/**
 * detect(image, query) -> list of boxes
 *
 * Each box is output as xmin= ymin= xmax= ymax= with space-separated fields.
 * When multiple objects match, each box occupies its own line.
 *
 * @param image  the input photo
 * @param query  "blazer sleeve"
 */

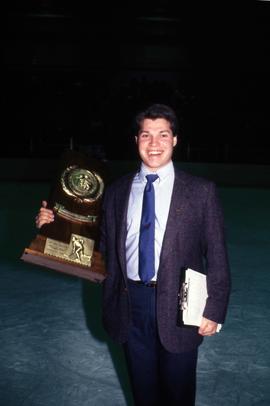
xmin=202 ymin=182 xmax=231 ymax=324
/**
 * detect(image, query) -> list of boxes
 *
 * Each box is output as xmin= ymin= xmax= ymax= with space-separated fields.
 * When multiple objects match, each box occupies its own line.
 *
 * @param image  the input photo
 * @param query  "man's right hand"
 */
xmin=35 ymin=200 xmax=55 ymax=229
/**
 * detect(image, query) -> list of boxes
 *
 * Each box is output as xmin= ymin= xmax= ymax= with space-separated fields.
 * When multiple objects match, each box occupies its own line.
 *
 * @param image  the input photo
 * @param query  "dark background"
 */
xmin=3 ymin=1 xmax=270 ymax=164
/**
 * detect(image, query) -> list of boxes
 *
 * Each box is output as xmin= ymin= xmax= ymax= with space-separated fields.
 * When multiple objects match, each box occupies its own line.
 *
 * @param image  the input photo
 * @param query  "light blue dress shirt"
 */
xmin=126 ymin=160 xmax=175 ymax=281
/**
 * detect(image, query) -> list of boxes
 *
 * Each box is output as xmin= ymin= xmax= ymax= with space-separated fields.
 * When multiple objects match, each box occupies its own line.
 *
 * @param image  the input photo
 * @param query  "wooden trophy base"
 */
xmin=21 ymin=235 xmax=106 ymax=283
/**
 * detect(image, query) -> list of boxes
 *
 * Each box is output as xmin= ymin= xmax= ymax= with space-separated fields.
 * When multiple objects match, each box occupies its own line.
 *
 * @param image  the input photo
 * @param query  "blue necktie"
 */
xmin=139 ymin=174 xmax=159 ymax=284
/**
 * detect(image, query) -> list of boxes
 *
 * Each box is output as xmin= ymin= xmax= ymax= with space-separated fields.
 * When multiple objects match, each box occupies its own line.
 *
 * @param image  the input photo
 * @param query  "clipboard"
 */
xmin=178 ymin=268 xmax=222 ymax=332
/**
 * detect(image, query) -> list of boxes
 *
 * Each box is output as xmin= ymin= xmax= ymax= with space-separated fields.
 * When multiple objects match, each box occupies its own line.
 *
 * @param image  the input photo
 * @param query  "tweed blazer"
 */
xmin=99 ymin=166 xmax=231 ymax=353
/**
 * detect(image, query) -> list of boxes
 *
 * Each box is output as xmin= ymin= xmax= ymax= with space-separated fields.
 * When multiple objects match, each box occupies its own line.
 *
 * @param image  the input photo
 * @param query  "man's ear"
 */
xmin=173 ymin=136 xmax=178 ymax=147
xmin=135 ymin=136 xmax=138 ymax=144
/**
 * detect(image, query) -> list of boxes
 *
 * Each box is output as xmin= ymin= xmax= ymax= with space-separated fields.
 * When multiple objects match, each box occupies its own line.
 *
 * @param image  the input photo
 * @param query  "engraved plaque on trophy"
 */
xmin=21 ymin=150 xmax=107 ymax=283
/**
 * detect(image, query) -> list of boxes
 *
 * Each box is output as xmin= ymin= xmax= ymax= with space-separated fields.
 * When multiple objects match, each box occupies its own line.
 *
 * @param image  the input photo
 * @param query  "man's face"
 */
xmin=135 ymin=118 xmax=177 ymax=172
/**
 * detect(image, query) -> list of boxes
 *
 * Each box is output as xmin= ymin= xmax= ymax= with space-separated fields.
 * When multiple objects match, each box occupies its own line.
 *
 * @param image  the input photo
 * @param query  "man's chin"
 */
xmin=143 ymin=160 xmax=168 ymax=171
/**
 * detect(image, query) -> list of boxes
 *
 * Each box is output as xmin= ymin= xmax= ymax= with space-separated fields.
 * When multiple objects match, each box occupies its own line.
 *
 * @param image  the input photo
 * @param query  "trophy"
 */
xmin=21 ymin=149 xmax=107 ymax=283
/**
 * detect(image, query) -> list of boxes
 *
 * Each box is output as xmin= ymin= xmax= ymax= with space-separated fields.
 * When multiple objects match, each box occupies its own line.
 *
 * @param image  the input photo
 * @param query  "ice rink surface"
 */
xmin=1 ymin=186 xmax=270 ymax=405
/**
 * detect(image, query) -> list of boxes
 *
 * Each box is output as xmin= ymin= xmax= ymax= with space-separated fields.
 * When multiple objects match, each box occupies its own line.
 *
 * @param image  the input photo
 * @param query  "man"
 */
xmin=36 ymin=104 xmax=231 ymax=405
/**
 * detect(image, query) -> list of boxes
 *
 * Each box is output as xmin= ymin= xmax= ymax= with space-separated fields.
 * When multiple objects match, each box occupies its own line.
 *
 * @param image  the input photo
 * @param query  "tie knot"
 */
xmin=146 ymin=174 xmax=159 ymax=184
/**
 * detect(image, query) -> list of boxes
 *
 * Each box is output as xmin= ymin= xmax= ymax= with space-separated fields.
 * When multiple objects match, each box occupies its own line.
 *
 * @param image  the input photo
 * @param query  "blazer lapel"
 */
xmin=115 ymin=174 xmax=135 ymax=278
xmin=159 ymin=170 xmax=191 ymax=266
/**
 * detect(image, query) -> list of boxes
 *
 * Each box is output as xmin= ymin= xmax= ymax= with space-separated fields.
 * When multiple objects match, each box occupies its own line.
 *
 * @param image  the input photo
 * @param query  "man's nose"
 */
xmin=149 ymin=136 xmax=158 ymax=145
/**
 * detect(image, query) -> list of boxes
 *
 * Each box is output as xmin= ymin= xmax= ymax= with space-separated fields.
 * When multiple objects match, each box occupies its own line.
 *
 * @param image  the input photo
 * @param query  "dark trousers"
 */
xmin=123 ymin=280 xmax=198 ymax=406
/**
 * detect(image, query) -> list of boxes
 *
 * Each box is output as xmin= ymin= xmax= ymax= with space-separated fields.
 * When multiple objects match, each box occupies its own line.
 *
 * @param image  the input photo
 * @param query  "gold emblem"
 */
xmin=61 ymin=166 xmax=104 ymax=202
xmin=44 ymin=234 xmax=95 ymax=267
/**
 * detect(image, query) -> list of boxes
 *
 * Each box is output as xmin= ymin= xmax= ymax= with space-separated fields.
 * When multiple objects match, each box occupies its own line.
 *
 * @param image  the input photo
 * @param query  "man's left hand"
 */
xmin=198 ymin=317 xmax=218 ymax=336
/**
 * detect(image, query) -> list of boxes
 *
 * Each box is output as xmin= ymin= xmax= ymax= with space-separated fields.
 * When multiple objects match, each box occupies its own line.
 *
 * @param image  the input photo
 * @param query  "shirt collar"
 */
xmin=139 ymin=161 xmax=174 ymax=183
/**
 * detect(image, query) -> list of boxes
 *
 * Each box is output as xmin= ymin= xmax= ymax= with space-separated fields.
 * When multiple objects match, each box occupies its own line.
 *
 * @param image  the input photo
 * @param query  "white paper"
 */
xmin=181 ymin=268 xmax=222 ymax=332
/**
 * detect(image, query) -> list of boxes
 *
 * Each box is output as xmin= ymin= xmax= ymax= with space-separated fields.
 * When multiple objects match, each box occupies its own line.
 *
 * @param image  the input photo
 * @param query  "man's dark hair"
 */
xmin=133 ymin=103 xmax=179 ymax=136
